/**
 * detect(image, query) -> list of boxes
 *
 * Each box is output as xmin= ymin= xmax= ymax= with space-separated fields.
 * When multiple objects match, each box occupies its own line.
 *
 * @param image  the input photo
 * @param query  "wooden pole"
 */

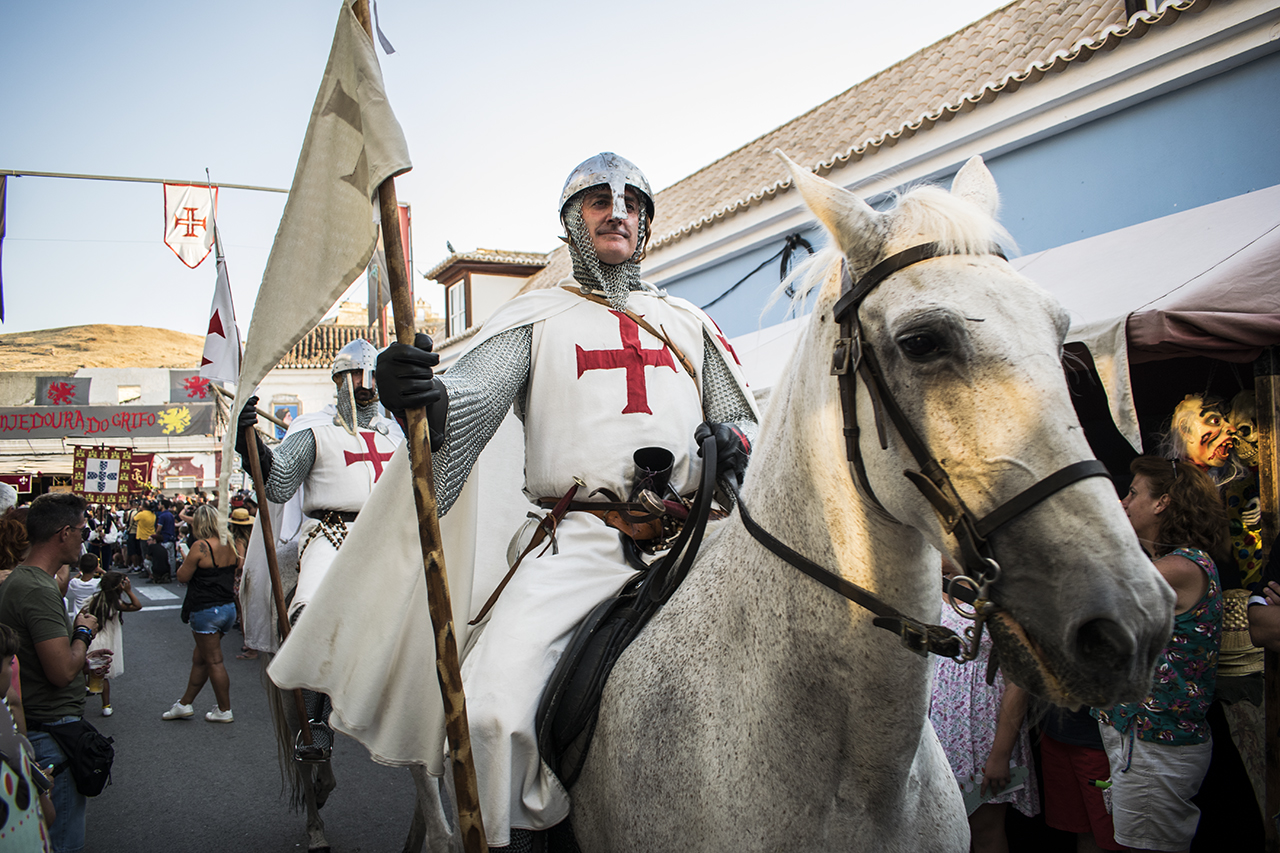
xmin=211 ymin=383 xmax=289 ymax=429
xmin=242 ymin=424 xmax=315 ymax=749
xmin=1257 ymin=346 xmax=1280 ymax=852
xmin=352 ymin=2 xmax=487 ymax=850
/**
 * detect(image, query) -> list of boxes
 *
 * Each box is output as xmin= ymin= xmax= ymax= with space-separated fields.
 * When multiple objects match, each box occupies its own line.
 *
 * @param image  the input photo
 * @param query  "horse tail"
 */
xmin=261 ymin=654 xmax=307 ymax=812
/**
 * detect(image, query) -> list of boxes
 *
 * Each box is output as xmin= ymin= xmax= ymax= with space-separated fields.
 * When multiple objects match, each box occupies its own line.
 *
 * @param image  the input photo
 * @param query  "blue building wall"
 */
xmin=668 ymin=50 xmax=1280 ymax=338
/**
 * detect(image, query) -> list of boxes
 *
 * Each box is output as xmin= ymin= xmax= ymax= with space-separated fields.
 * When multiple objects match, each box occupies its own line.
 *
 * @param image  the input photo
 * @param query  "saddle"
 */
xmin=535 ymin=436 xmax=718 ymax=788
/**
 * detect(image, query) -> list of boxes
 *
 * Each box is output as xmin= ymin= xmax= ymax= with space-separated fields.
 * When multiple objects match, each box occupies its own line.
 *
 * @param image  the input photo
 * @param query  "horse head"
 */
xmin=774 ymin=150 xmax=1173 ymax=708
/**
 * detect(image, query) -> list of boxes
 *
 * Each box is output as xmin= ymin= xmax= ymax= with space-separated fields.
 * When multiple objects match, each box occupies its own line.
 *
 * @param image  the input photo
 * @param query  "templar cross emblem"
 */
xmin=344 ymin=431 xmax=394 ymax=481
xmin=575 ymin=311 xmax=677 ymax=415
xmin=174 ymin=207 xmax=207 ymax=238
xmin=84 ymin=460 xmax=118 ymax=493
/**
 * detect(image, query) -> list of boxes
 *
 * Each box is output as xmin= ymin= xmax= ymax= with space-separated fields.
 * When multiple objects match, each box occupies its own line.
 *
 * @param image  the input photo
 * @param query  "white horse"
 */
xmin=560 ymin=154 xmax=1175 ymax=851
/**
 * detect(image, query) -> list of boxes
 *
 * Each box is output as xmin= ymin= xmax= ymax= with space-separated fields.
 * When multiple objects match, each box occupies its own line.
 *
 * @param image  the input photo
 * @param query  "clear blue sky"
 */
xmin=0 ymin=0 xmax=1006 ymax=337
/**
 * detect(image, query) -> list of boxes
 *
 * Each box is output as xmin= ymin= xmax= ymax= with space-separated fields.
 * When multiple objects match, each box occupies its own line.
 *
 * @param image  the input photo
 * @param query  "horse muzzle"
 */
xmin=987 ymin=608 xmax=1169 ymax=709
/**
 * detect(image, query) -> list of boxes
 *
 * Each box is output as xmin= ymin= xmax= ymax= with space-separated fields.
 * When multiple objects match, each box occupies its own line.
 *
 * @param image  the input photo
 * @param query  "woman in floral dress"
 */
xmin=930 ymin=559 xmax=1039 ymax=853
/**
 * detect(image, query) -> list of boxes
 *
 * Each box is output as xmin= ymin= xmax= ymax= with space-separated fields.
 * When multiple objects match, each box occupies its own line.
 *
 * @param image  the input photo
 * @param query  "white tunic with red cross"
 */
xmin=292 ymin=417 xmax=401 ymax=618
xmin=522 ymin=289 xmax=706 ymax=501
xmin=303 ymin=418 xmax=401 ymax=514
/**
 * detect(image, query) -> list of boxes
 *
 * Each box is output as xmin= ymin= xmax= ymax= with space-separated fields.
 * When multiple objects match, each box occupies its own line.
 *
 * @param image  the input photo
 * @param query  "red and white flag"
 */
xmin=199 ymin=237 xmax=242 ymax=385
xmin=163 ymin=183 xmax=217 ymax=268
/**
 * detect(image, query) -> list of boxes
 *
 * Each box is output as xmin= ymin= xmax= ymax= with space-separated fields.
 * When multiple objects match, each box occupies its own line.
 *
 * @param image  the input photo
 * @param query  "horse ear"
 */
xmin=775 ymin=150 xmax=884 ymax=271
xmin=950 ymin=156 xmax=999 ymax=218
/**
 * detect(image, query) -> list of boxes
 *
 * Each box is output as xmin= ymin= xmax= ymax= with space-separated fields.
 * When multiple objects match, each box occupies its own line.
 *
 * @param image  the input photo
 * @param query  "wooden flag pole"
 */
xmin=242 ymin=425 xmax=316 ymax=750
xmin=352 ymin=3 xmax=487 ymax=850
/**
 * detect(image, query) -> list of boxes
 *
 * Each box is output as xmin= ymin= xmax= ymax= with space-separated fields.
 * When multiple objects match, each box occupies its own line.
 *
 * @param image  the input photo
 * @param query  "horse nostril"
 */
xmin=1075 ymin=618 xmax=1136 ymax=672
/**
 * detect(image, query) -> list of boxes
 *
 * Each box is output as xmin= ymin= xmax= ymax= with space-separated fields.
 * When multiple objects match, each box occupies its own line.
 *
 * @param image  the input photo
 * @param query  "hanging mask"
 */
xmin=1171 ymin=394 xmax=1233 ymax=469
xmin=1228 ymin=390 xmax=1259 ymax=467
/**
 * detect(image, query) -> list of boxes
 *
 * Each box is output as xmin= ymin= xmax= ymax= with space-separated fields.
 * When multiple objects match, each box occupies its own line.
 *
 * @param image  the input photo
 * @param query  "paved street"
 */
xmin=81 ymin=577 xmax=421 ymax=852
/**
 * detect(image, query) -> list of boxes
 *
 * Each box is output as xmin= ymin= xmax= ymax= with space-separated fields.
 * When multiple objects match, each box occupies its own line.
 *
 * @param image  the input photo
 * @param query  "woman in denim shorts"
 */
xmin=161 ymin=505 xmax=241 ymax=723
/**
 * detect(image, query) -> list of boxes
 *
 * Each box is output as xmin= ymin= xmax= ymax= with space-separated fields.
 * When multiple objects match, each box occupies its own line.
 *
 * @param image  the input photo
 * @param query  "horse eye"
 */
xmin=898 ymin=332 xmax=943 ymax=359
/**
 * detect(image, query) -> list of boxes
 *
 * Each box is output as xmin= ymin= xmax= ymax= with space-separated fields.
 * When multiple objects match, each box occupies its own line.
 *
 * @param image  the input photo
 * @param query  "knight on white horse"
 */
xmin=372 ymin=152 xmax=760 ymax=849
xmin=273 ymin=152 xmax=1175 ymax=853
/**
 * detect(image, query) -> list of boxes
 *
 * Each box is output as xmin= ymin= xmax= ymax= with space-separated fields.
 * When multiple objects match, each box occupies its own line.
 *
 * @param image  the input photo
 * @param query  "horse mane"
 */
xmin=768 ymin=182 xmax=1016 ymax=316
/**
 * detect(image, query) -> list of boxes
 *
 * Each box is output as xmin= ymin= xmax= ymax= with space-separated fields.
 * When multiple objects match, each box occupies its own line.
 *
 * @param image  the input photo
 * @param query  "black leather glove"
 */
xmin=234 ymin=396 xmax=273 ymax=482
xmin=377 ymin=333 xmax=448 ymax=452
xmin=695 ymin=421 xmax=751 ymax=487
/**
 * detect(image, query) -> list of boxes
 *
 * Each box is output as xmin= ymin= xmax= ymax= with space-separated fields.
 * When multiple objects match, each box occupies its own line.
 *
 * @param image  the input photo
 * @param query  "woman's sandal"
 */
xmin=235 ymin=650 xmax=259 ymax=660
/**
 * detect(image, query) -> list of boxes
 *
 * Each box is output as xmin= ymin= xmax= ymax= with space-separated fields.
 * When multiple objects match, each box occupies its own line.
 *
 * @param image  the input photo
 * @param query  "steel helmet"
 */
xmin=559 ymin=153 xmax=655 ymax=224
xmin=331 ymin=338 xmax=378 ymax=388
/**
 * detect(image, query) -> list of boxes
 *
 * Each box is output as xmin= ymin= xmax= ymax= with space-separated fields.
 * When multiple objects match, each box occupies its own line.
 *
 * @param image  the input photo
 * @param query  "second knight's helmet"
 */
xmin=333 ymin=339 xmax=379 ymax=434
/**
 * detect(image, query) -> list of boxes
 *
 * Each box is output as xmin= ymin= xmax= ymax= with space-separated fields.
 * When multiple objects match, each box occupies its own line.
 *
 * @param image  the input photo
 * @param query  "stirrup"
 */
xmin=293 ymin=728 xmax=333 ymax=764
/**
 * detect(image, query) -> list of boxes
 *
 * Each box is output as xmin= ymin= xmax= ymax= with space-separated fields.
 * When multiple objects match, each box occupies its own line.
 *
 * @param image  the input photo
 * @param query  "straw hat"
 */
xmin=229 ymin=508 xmax=254 ymax=527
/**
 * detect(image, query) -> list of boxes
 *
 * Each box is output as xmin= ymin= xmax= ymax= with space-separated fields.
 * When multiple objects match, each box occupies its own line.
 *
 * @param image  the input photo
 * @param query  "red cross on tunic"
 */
xmin=343 ymin=431 xmax=394 ymax=481
xmin=575 ymin=310 xmax=677 ymax=415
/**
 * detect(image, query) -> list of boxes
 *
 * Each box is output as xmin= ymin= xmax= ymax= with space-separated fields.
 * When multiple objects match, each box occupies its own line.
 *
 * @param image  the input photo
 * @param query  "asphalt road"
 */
xmin=80 ymin=577 xmax=421 ymax=853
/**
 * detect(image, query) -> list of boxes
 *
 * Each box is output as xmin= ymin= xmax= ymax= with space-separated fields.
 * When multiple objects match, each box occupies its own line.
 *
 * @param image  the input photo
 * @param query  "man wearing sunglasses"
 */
xmin=0 ymin=492 xmax=112 ymax=852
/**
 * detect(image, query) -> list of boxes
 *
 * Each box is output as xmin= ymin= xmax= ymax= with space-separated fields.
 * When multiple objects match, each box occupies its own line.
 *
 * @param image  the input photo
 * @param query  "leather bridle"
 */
xmin=734 ymin=242 xmax=1109 ymax=660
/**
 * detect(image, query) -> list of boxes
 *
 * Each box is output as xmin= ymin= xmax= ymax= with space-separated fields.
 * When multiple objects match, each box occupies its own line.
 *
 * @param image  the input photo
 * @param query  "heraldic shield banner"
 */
xmin=73 ymin=446 xmax=134 ymax=505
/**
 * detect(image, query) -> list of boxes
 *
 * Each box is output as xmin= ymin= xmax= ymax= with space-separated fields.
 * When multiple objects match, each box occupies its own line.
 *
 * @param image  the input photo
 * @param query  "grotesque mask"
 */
xmin=1169 ymin=393 xmax=1234 ymax=470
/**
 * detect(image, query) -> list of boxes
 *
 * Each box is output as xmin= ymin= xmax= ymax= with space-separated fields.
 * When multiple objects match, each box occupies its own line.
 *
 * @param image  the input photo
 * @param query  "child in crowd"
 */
xmin=83 ymin=572 xmax=143 ymax=716
xmin=64 ymin=554 xmax=101 ymax=619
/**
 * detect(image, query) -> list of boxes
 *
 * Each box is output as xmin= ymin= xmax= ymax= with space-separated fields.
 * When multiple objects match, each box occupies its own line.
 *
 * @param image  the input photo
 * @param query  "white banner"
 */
xmin=163 ymin=183 xmax=217 ymax=268
xmin=199 ymin=249 xmax=242 ymax=384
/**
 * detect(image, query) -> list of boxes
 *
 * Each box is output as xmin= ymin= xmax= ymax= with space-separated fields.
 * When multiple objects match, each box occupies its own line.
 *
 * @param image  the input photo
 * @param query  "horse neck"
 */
xmin=733 ymin=307 xmax=939 ymax=729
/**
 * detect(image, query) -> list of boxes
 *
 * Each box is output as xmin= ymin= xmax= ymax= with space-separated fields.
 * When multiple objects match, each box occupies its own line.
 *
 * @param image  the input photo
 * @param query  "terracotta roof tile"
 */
xmin=649 ymin=0 xmax=1208 ymax=250
xmin=422 ymin=247 xmax=551 ymax=283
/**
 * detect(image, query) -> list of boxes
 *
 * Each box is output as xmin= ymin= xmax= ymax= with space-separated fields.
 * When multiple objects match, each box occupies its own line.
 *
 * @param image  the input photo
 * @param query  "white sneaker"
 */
xmin=101 ymin=706 xmax=113 ymax=717
xmin=205 ymin=707 xmax=234 ymax=723
xmin=161 ymin=701 xmax=194 ymax=720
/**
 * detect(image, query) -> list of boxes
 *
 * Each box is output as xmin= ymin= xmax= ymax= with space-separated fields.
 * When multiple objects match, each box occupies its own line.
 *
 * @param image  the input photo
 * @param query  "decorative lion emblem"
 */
xmin=46 ymin=381 xmax=77 ymax=405
xmin=182 ymin=375 xmax=212 ymax=399
xmin=158 ymin=406 xmax=192 ymax=435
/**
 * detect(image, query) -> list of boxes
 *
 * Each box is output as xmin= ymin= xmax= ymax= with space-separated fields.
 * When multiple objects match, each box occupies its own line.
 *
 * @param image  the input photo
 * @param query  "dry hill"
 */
xmin=0 ymin=325 xmax=205 ymax=372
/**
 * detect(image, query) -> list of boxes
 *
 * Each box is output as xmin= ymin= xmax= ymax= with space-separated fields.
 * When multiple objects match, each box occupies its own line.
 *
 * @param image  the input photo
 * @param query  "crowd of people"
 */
xmin=0 ymin=484 xmax=259 ymax=852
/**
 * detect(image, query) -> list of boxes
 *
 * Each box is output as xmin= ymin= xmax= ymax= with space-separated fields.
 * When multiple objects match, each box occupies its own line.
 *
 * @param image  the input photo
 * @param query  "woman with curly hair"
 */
xmin=0 ymin=507 xmax=29 ymax=580
xmin=1094 ymin=456 xmax=1227 ymax=853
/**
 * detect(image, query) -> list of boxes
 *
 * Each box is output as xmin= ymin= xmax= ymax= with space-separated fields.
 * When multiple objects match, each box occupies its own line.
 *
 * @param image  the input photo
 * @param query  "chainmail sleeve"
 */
xmin=265 ymin=428 xmax=316 ymax=504
xmin=701 ymin=329 xmax=759 ymax=446
xmin=433 ymin=325 xmax=533 ymax=515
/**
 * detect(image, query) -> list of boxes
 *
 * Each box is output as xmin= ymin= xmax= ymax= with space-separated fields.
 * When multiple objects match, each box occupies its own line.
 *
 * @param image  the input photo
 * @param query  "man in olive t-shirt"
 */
xmin=0 ymin=492 xmax=111 ymax=853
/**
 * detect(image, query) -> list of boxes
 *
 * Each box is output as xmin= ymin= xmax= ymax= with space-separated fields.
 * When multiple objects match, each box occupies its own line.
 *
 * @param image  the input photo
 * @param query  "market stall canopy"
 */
xmin=1011 ymin=182 xmax=1280 ymax=451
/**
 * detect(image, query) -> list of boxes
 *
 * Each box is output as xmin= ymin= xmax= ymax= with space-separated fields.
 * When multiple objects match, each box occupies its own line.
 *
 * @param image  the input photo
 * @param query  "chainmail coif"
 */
xmin=563 ymin=193 xmax=649 ymax=312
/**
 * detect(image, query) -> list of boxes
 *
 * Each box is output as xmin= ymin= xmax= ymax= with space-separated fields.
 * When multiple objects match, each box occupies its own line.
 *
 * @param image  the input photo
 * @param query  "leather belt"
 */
xmin=536 ymin=498 xmax=659 ymax=519
xmin=306 ymin=510 xmax=358 ymax=524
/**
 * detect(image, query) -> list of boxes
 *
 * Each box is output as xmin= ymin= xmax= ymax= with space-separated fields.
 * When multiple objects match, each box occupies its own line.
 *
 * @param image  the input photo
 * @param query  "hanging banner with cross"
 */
xmin=163 ymin=183 xmax=218 ymax=268
xmin=72 ymin=446 xmax=134 ymax=505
